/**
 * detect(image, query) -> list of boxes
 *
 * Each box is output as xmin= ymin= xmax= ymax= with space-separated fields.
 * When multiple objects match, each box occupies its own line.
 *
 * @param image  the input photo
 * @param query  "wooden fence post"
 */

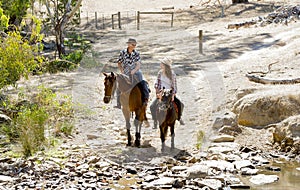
xmin=118 ymin=12 xmax=121 ymax=29
xmin=171 ymin=12 xmax=174 ymax=27
xmin=86 ymin=11 xmax=89 ymax=27
xmin=137 ymin=11 xmax=140 ymax=30
xmin=95 ymin=12 xmax=97 ymax=29
xmin=102 ymin=14 xmax=105 ymax=29
xmin=199 ymin=30 xmax=203 ymax=54
xmin=112 ymin=14 xmax=114 ymax=29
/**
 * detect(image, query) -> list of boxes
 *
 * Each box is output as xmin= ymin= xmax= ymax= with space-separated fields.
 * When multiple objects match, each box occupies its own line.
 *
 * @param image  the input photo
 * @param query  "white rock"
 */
xmin=0 ymin=175 xmax=14 ymax=182
xmin=250 ymin=174 xmax=279 ymax=185
xmin=211 ymin=135 xmax=235 ymax=142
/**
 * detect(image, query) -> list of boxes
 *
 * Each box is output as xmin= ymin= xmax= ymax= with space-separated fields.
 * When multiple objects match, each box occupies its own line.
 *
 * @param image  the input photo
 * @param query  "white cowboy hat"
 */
xmin=159 ymin=57 xmax=173 ymax=66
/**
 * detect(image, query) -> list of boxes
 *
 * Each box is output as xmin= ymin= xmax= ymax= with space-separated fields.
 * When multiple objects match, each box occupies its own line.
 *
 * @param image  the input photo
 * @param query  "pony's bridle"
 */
xmin=158 ymin=98 xmax=172 ymax=112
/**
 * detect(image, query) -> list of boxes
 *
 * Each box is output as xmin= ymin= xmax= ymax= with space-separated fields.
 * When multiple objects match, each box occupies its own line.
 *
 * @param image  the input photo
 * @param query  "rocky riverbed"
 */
xmin=1 ymin=0 xmax=300 ymax=189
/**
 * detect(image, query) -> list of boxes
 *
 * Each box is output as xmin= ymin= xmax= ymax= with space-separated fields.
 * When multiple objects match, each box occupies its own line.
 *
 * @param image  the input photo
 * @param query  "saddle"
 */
xmin=117 ymin=73 xmax=150 ymax=94
xmin=117 ymin=74 xmax=135 ymax=93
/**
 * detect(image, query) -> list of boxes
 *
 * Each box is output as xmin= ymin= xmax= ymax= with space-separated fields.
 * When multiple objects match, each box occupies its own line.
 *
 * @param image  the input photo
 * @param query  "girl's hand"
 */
xmin=156 ymin=90 xmax=162 ymax=99
xmin=172 ymin=94 xmax=175 ymax=102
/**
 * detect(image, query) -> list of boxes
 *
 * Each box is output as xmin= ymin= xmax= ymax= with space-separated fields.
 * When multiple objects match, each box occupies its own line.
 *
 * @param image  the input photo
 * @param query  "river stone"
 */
xmin=171 ymin=165 xmax=188 ymax=172
xmin=212 ymin=111 xmax=237 ymax=130
xmin=194 ymin=178 xmax=222 ymax=189
xmin=241 ymin=167 xmax=259 ymax=175
xmin=201 ymin=160 xmax=235 ymax=172
xmin=0 ymin=175 xmax=14 ymax=182
xmin=233 ymin=160 xmax=254 ymax=170
xmin=274 ymin=115 xmax=300 ymax=139
xmin=233 ymin=89 xmax=300 ymax=127
xmin=218 ymin=125 xmax=242 ymax=136
xmin=210 ymin=135 xmax=235 ymax=142
xmin=208 ymin=142 xmax=240 ymax=154
xmin=249 ymin=174 xmax=279 ymax=185
xmin=186 ymin=164 xmax=209 ymax=179
xmin=144 ymin=175 xmax=158 ymax=182
xmin=151 ymin=177 xmax=176 ymax=186
xmin=86 ymin=134 xmax=100 ymax=140
xmin=250 ymin=155 xmax=270 ymax=165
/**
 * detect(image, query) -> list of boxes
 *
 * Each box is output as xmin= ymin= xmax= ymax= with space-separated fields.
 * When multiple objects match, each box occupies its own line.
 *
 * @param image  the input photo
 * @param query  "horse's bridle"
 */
xmin=158 ymin=100 xmax=172 ymax=112
xmin=104 ymin=74 xmax=117 ymax=101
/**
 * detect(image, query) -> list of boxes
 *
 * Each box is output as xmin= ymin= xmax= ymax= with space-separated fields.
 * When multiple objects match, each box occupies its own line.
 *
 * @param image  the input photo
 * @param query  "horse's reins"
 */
xmin=104 ymin=76 xmax=117 ymax=100
xmin=158 ymin=100 xmax=173 ymax=112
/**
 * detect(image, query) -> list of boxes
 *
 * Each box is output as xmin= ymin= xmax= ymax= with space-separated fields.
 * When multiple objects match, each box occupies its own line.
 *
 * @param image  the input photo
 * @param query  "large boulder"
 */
xmin=233 ymin=89 xmax=300 ymax=127
xmin=272 ymin=115 xmax=300 ymax=153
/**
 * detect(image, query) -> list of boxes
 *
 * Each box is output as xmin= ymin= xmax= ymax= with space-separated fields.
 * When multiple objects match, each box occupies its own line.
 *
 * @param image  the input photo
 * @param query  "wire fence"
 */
xmin=80 ymin=10 xmax=176 ymax=30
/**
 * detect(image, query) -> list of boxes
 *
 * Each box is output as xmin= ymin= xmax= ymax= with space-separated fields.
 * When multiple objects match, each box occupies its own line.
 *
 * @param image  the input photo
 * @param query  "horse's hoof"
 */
xmin=135 ymin=140 xmax=140 ymax=147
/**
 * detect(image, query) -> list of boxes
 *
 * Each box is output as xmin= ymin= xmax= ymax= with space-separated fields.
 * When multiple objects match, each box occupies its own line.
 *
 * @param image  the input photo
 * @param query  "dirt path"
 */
xmin=65 ymin=1 xmax=300 ymax=163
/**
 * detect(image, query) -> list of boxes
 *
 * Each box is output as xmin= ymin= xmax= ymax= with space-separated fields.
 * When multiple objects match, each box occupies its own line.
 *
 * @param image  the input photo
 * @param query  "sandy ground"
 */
xmin=51 ymin=0 xmax=298 ymax=163
xmin=10 ymin=0 xmax=299 ymax=162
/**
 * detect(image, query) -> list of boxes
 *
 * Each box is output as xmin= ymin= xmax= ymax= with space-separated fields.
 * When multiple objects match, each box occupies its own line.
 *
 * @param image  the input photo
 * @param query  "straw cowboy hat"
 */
xmin=159 ymin=57 xmax=173 ymax=66
xmin=126 ymin=38 xmax=137 ymax=44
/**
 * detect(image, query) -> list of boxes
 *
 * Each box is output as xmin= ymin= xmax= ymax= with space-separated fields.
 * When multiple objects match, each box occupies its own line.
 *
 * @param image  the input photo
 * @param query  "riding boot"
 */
xmin=140 ymin=80 xmax=150 ymax=106
xmin=177 ymin=102 xmax=182 ymax=121
xmin=142 ymin=80 xmax=149 ymax=105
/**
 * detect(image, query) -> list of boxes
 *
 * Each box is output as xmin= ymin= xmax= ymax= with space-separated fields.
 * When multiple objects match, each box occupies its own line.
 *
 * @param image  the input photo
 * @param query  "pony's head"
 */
xmin=158 ymin=89 xmax=173 ymax=110
xmin=103 ymin=72 xmax=117 ymax=103
xmin=157 ymin=89 xmax=173 ymax=122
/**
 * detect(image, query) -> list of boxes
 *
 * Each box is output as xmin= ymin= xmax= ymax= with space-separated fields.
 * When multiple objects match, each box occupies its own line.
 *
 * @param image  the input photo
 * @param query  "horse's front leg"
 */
xmin=160 ymin=122 xmax=167 ymax=152
xmin=170 ymin=123 xmax=175 ymax=150
xmin=122 ymin=108 xmax=131 ymax=146
xmin=134 ymin=114 xmax=142 ymax=147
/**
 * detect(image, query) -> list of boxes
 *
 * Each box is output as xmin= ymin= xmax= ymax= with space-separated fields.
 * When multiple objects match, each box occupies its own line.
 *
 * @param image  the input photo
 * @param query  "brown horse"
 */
xmin=157 ymin=89 xmax=178 ymax=152
xmin=103 ymin=72 xmax=147 ymax=147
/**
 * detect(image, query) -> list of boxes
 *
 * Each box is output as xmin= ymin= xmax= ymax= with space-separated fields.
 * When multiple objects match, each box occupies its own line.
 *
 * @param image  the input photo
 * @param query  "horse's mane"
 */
xmin=116 ymin=73 xmax=136 ymax=93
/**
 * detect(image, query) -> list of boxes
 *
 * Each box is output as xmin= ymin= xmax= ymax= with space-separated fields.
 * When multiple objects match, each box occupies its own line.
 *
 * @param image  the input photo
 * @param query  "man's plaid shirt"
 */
xmin=117 ymin=48 xmax=141 ymax=76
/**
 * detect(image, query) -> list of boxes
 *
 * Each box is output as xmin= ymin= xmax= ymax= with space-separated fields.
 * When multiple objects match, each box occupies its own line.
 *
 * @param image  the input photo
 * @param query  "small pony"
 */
xmin=157 ymin=89 xmax=178 ymax=152
xmin=103 ymin=72 xmax=148 ymax=147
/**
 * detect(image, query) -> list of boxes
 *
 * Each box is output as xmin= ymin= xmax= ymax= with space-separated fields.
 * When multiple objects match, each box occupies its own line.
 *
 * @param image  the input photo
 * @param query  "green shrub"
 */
xmin=15 ymin=106 xmax=48 ymax=157
xmin=196 ymin=130 xmax=205 ymax=150
xmin=0 ymin=7 xmax=9 ymax=30
xmin=0 ymin=85 xmax=74 ymax=157
xmin=45 ymin=50 xmax=83 ymax=73
xmin=0 ymin=31 xmax=41 ymax=89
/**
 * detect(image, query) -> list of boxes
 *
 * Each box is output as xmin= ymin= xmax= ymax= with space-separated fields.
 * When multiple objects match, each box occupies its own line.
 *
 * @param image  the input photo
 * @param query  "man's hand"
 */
xmin=130 ymin=69 xmax=136 ymax=75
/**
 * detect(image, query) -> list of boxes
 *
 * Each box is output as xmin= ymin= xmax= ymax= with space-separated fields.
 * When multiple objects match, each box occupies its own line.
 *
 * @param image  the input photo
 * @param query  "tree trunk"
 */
xmin=52 ymin=0 xmax=82 ymax=58
xmin=232 ymin=0 xmax=248 ymax=3
xmin=55 ymin=21 xmax=66 ymax=58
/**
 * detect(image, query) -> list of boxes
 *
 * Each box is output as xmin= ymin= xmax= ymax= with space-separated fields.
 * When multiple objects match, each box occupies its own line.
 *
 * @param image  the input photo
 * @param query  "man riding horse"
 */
xmin=115 ymin=38 xmax=149 ymax=109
